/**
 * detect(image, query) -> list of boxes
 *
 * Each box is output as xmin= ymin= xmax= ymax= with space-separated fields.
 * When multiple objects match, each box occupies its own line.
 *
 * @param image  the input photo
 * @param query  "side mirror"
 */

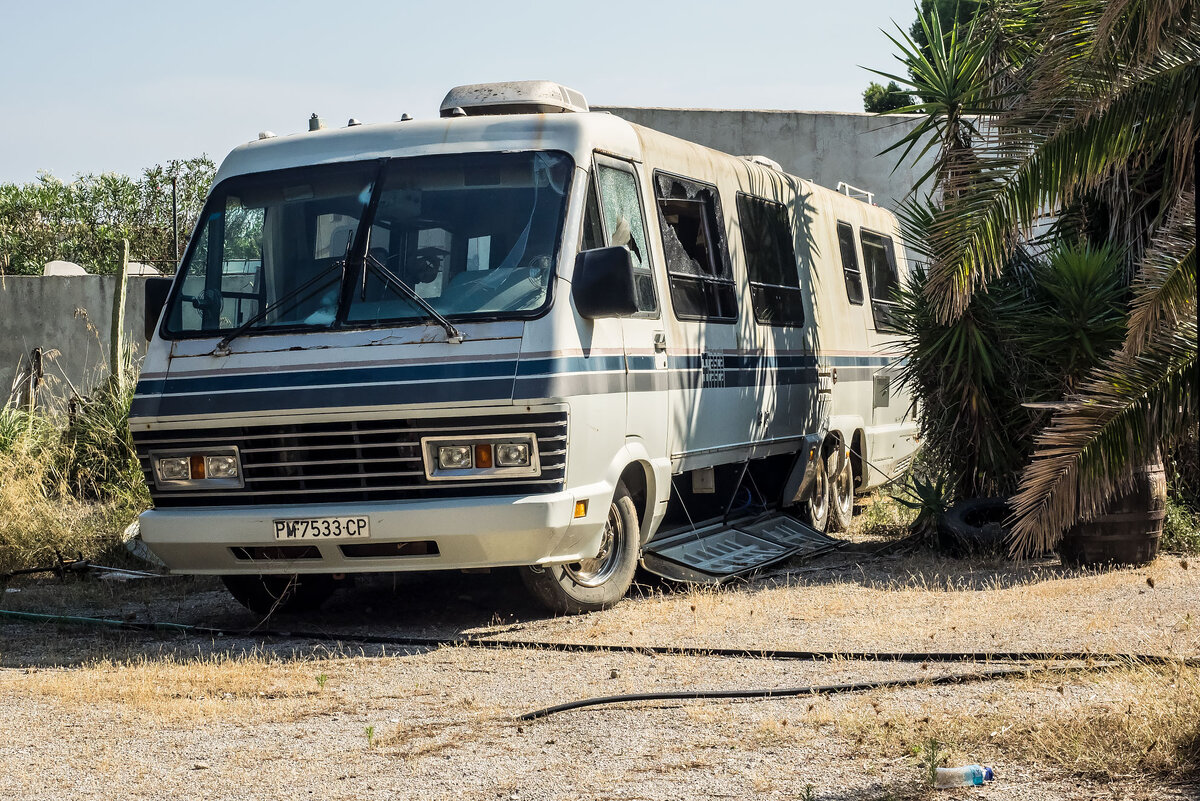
xmin=572 ymin=246 xmax=638 ymax=319
xmin=144 ymin=276 xmax=174 ymax=340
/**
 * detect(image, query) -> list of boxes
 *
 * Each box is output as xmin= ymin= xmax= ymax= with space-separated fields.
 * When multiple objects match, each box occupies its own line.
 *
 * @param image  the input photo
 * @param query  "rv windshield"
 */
xmin=164 ymin=151 xmax=573 ymax=336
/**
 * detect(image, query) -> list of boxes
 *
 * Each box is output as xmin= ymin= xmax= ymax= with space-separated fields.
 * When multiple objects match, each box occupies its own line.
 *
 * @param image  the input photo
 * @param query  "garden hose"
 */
xmin=517 ymin=663 xmax=1119 ymax=721
xmin=0 ymin=608 xmax=1195 ymax=666
xmin=3 ymin=610 xmax=1194 ymax=722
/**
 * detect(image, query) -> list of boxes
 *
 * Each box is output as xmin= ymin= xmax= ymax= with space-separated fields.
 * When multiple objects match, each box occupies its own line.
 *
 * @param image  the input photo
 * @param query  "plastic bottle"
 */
xmin=935 ymin=765 xmax=996 ymax=788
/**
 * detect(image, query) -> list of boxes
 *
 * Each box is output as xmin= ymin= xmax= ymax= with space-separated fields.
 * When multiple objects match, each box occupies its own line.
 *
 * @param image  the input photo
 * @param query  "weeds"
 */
xmin=0 ymin=348 xmax=147 ymax=575
xmin=365 ymin=725 xmax=376 ymax=747
xmin=1163 ymin=495 xmax=1200 ymax=555
xmin=840 ymin=664 xmax=1200 ymax=782
xmin=913 ymin=736 xmax=945 ymax=787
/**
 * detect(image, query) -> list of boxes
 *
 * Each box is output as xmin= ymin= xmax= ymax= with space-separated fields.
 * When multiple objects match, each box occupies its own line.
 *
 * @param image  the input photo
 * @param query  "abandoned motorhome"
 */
xmin=128 ymin=81 xmax=918 ymax=613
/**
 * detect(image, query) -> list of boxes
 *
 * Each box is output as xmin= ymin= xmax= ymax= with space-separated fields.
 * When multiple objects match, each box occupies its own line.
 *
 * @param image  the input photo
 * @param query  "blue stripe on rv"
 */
xmin=129 ymin=353 xmax=900 ymax=417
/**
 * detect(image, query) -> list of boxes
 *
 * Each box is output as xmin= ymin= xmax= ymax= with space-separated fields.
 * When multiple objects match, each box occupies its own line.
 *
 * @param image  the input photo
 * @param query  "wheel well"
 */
xmin=617 ymin=462 xmax=651 ymax=540
xmin=850 ymin=429 xmax=866 ymax=490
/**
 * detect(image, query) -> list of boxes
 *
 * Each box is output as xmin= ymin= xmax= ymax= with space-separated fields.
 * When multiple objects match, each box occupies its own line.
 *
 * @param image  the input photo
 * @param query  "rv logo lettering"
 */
xmin=702 ymin=352 xmax=726 ymax=388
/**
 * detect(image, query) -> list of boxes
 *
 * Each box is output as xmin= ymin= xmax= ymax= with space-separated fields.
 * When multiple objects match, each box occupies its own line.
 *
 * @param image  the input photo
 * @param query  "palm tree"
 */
xmin=876 ymin=0 xmax=1198 ymax=555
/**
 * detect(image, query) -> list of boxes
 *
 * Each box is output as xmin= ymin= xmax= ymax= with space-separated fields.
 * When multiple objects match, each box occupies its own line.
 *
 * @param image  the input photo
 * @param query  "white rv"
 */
xmin=130 ymin=82 xmax=917 ymax=614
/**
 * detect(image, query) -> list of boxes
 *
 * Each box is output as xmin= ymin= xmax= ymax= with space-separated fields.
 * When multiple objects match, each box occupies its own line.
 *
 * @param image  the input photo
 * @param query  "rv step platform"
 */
xmin=640 ymin=513 xmax=844 ymax=584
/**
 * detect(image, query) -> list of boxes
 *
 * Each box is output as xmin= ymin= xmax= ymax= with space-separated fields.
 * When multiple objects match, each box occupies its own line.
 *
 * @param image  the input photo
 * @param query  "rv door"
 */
xmin=591 ymin=155 xmax=669 ymax=458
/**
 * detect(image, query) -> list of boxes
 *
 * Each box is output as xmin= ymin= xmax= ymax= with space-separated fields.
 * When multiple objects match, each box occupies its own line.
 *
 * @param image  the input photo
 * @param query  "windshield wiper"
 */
xmin=213 ymin=259 xmax=345 ymax=354
xmin=361 ymin=252 xmax=465 ymax=344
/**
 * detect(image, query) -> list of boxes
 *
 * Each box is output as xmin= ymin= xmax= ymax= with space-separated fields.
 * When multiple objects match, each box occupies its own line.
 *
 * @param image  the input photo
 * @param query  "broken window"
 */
xmin=654 ymin=172 xmax=737 ymax=322
xmin=860 ymin=229 xmax=900 ymax=332
xmin=596 ymin=163 xmax=657 ymax=315
xmin=837 ymin=221 xmax=865 ymax=306
xmin=736 ymin=193 xmax=804 ymax=326
xmin=581 ymin=177 xmax=604 ymax=253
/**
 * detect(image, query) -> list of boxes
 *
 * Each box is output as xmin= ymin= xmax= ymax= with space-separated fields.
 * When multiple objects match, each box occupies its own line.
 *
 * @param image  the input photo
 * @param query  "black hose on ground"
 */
xmin=518 ymin=663 xmax=1109 ymax=721
xmin=4 ymin=609 xmax=1195 ymax=722
xmin=3 ymin=609 xmax=1196 ymax=668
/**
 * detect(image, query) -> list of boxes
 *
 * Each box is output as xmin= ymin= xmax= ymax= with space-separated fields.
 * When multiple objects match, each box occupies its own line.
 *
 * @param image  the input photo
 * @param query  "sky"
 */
xmin=0 ymin=0 xmax=916 ymax=183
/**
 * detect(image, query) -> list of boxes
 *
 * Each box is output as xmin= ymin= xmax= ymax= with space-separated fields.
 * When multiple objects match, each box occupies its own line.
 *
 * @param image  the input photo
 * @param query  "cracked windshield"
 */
xmin=165 ymin=151 xmax=572 ymax=335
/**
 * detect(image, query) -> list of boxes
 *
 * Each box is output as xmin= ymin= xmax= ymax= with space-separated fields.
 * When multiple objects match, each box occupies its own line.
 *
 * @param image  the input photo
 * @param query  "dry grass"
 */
xmin=0 ymin=346 xmax=147 ymax=577
xmin=0 ymin=451 xmax=140 ymax=575
xmin=737 ymin=663 xmax=1200 ymax=784
xmin=542 ymin=555 xmax=1199 ymax=657
xmin=0 ymin=650 xmax=343 ymax=724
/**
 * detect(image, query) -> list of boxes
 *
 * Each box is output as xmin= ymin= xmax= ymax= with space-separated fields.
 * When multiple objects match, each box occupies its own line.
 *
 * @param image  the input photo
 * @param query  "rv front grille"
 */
xmin=134 ymin=411 xmax=567 ymax=508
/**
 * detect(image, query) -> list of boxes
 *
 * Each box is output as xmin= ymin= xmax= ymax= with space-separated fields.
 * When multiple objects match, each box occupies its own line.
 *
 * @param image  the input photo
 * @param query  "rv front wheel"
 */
xmin=521 ymin=483 xmax=639 ymax=614
xmin=221 ymin=574 xmax=336 ymax=615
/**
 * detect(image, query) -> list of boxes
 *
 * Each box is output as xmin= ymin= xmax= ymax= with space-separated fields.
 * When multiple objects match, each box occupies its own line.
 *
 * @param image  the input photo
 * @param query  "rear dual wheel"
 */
xmin=827 ymin=449 xmax=855 ymax=532
xmin=806 ymin=448 xmax=855 ymax=533
xmin=521 ymin=482 xmax=640 ymax=615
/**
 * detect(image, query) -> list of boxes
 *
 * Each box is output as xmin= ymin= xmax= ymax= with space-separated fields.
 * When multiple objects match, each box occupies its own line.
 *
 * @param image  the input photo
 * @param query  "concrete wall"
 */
xmin=595 ymin=107 xmax=931 ymax=213
xmin=0 ymin=275 xmax=154 ymax=400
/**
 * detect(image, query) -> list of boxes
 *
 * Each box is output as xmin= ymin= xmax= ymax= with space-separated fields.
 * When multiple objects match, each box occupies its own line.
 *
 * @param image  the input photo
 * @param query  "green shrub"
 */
xmin=1163 ymin=496 xmax=1200 ymax=555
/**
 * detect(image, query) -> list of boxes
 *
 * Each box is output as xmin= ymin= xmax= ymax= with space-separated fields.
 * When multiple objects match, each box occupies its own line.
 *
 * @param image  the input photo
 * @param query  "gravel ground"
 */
xmin=0 ymin=548 xmax=1196 ymax=800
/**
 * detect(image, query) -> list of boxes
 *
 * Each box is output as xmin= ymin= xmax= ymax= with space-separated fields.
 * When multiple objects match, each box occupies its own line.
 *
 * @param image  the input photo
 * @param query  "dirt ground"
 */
xmin=0 ymin=536 xmax=1196 ymax=800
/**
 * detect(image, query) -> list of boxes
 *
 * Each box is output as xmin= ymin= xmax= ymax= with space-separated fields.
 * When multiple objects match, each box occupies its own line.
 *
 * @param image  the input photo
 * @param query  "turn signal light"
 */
xmin=474 ymin=444 xmax=493 ymax=468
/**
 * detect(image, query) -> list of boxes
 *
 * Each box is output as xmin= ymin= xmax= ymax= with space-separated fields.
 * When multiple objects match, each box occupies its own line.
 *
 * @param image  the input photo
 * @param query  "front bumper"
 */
xmin=138 ymin=485 xmax=611 ymax=575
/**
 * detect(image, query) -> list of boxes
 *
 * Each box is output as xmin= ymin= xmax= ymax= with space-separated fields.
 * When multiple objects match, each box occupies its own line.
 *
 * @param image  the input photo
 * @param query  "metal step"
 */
xmin=640 ymin=513 xmax=844 ymax=584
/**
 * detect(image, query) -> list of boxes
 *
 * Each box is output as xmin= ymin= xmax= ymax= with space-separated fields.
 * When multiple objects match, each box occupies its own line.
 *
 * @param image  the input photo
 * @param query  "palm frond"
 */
xmin=1007 ymin=317 xmax=1198 ymax=556
xmin=867 ymin=5 xmax=1009 ymax=192
xmin=926 ymin=56 xmax=1200 ymax=319
xmin=1125 ymin=191 xmax=1199 ymax=354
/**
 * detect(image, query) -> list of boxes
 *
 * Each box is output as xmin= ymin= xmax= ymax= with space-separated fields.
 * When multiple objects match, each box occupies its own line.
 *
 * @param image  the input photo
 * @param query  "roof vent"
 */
xmin=740 ymin=155 xmax=784 ymax=172
xmin=439 ymin=81 xmax=589 ymax=117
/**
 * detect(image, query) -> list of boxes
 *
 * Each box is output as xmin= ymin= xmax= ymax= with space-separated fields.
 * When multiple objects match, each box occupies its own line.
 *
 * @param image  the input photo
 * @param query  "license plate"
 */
xmin=272 ymin=516 xmax=370 ymax=541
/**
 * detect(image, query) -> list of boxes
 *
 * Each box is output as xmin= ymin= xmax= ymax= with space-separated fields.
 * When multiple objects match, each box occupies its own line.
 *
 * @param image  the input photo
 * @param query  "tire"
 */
xmin=805 ymin=454 xmax=831 ymax=532
xmin=937 ymin=497 xmax=1010 ymax=556
xmin=520 ymin=483 xmax=640 ymax=615
xmin=221 ymin=573 xmax=337 ymax=615
xmin=827 ymin=447 xmax=854 ymax=532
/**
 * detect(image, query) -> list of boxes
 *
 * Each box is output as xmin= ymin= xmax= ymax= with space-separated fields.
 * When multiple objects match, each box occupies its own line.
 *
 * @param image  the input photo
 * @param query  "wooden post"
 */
xmin=110 ymin=239 xmax=130 ymax=387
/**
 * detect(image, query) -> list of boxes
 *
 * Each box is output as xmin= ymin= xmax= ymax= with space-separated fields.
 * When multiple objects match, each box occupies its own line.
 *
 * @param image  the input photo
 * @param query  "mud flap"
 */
xmin=640 ymin=513 xmax=843 ymax=584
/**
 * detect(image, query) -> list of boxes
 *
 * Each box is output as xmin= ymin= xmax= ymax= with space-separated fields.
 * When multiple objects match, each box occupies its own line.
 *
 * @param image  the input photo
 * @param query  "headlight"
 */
xmin=157 ymin=456 xmax=190 ymax=481
xmin=494 ymin=443 xmax=530 ymax=467
xmin=150 ymin=447 xmax=244 ymax=490
xmin=438 ymin=445 xmax=473 ymax=470
xmin=205 ymin=454 xmax=240 ymax=479
xmin=423 ymin=434 xmax=540 ymax=481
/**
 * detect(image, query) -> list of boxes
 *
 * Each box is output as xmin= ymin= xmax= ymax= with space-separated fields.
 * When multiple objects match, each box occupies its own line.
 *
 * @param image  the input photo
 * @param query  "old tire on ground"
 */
xmin=827 ymin=449 xmax=855 ymax=532
xmin=221 ymin=573 xmax=337 ymax=615
xmin=520 ymin=483 xmax=640 ymax=615
xmin=805 ymin=455 xmax=831 ymax=532
xmin=937 ymin=497 xmax=1010 ymax=556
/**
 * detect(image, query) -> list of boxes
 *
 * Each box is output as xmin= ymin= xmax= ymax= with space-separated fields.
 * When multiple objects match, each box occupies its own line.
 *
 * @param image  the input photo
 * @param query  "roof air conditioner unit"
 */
xmin=439 ymin=81 xmax=589 ymax=117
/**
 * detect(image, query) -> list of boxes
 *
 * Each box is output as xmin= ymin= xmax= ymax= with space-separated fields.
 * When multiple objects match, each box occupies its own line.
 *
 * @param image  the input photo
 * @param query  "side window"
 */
xmin=580 ymin=177 xmax=605 ymax=253
xmin=736 ymin=194 xmax=804 ymax=326
xmin=177 ymin=196 xmax=265 ymax=330
xmin=596 ymin=164 xmax=657 ymax=314
xmin=860 ymin=230 xmax=900 ymax=332
xmin=837 ymin=222 xmax=865 ymax=305
xmin=654 ymin=172 xmax=737 ymax=322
